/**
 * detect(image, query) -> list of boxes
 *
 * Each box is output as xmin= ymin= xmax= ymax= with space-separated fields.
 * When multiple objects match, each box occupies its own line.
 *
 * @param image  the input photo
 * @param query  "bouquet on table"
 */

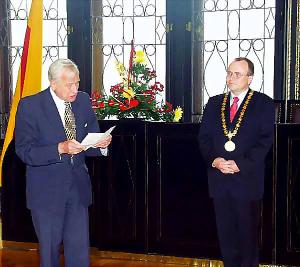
xmin=91 ymin=41 xmax=183 ymax=122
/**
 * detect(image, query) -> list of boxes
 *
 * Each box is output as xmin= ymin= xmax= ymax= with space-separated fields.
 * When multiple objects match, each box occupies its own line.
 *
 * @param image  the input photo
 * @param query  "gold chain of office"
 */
xmin=221 ymin=89 xmax=254 ymax=141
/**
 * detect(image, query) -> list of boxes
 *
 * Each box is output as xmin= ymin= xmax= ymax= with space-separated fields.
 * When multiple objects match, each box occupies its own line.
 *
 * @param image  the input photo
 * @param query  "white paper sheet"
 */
xmin=81 ymin=125 xmax=115 ymax=150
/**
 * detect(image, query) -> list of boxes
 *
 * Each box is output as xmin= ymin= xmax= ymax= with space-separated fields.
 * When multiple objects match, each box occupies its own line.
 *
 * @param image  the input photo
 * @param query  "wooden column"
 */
xmin=91 ymin=0 xmax=103 ymax=94
xmin=191 ymin=0 xmax=204 ymax=123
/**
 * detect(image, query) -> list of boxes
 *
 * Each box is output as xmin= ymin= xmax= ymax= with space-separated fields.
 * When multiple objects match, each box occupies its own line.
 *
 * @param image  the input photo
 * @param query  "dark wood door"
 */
xmin=274 ymin=124 xmax=300 ymax=265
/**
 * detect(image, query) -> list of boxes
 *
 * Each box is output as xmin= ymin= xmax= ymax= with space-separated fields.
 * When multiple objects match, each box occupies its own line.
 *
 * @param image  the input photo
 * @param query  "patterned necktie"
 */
xmin=64 ymin=101 xmax=76 ymax=140
xmin=230 ymin=96 xmax=239 ymax=123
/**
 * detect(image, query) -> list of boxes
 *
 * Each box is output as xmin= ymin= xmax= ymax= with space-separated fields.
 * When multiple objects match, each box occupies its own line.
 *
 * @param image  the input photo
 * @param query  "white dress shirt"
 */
xmin=230 ymin=89 xmax=249 ymax=110
xmin=50 ymin=87 xmax=66 ymax=126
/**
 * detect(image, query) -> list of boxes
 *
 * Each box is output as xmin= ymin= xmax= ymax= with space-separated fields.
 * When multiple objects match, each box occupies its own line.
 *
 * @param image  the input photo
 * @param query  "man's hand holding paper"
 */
xmin=93 ymin=134 xmax=112 ymax=149
xmin=58 ymin=139 xmax=84 ymax=155
xmin=81 ymin=125 xmax=115 ymax=150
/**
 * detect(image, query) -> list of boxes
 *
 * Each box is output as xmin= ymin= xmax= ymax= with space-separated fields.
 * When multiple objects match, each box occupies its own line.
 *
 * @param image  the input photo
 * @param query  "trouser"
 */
xmin=213 ymin=193 xmax=260 ymax=267
xmin=31 ymin=182 xmax=89 ymax=267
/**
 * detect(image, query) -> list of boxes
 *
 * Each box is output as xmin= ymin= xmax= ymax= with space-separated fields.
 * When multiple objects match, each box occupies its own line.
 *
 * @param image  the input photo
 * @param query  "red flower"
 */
xmin=149 ymin=70 xmax=156 ymax=78
xmin=119 ymin=102 xmax=129 ymax=111
xmin=145 ymin=89 xmax=155 ymax=95
xmin=91 ymin=91 xmax=101 ymax=100
xmin=119 ymin=99 xmax=140 ymax=111
xmin=156 ymin=82 xmax=164 ymax=92
xmin=151 ymin=82 xmax=164 ymax=91
xmin=98 ymin=102 xmax=105 ymax=109
xmin=164 ymin=101 xmax=173 ymax=113
xmin=125 ymin=99 xmax=139 ymax=108
xmin=128 ymin=40 xmax=135 ymax=83
xmin=108 ymin=100 xmax=115 ymax=106
xmin=110 ymin=83 xmax=122 ymax=93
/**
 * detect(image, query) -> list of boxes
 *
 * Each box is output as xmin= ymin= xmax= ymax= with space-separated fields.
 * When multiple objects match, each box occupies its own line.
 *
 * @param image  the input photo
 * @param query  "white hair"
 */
xmin=48 ymin=58 xmax=79 ymax=81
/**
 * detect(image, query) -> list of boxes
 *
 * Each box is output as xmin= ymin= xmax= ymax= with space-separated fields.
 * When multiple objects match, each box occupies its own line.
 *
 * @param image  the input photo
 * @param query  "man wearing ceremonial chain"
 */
xmin=199 ymin=57 xmax=274 ymax=267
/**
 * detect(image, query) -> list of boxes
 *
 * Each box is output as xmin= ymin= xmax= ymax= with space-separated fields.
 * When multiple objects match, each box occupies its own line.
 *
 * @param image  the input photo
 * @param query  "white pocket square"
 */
xmin=84 ymin=123 xmax=88 ymax=127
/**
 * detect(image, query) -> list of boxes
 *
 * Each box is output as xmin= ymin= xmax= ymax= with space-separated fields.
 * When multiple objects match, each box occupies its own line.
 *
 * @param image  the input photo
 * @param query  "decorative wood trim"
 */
xmin=285 ymin=1 xmax=292 ymax=101
xmin=295 ymin=0 xmax=300 ymax=99
xmin=289 ymin=103 xmax=300 ymax=122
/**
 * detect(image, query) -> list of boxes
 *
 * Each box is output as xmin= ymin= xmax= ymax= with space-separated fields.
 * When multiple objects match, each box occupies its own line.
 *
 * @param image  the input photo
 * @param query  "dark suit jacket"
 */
xmin=15 ymin=88 xmax=102 ymax=211
xmin=198 ymin=90 xmax=274 ymax=200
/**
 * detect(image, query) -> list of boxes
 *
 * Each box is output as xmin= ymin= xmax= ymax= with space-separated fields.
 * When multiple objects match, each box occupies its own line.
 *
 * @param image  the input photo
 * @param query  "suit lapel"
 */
xmin=42 ymin=88 xmax=67 ymax=140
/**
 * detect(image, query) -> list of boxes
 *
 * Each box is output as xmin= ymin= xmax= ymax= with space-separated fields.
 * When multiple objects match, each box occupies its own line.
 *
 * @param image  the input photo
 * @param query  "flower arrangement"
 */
xmin=91 ymin=42 xmax=183 ymax=122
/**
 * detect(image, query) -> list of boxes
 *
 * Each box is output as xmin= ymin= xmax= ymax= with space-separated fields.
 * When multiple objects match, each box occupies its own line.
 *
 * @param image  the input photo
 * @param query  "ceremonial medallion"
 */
xmin=224 ymin=140 xmax=236 ymax=152
xmin=220 ymin=90 xmax=254 ymax=153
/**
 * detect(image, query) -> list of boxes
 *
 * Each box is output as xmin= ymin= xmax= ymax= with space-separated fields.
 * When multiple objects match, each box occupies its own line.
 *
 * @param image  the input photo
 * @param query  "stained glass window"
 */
xmin=91 ymin=0 xmax=166 ymax=102
xmin=199 ymin=0 xmax=276 ymax=105
xmin=9 ymin=0 xmax=68 ymax=91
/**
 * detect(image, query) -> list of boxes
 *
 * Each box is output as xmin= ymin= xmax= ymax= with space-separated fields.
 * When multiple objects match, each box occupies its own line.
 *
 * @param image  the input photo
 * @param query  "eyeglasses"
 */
xmin=226 ymin=71 xmax=249 ymax=79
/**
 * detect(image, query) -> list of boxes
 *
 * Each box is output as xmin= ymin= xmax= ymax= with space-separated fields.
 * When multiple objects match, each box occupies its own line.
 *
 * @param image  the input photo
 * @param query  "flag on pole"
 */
xmin=0 ymin=0 xmax=43 ymax=185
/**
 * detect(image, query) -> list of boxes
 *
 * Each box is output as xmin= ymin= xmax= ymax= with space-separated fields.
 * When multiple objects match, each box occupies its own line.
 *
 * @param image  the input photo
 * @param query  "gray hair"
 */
xmin=48 ymin=58 xmax=79 ymax=81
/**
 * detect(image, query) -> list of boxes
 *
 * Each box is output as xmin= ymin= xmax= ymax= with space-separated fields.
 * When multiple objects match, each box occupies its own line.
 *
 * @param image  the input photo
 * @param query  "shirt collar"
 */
xmin=230 ymin=88 xmax=249 ymax=104
xmin=50 ymin=87 xmax=65 ymax=106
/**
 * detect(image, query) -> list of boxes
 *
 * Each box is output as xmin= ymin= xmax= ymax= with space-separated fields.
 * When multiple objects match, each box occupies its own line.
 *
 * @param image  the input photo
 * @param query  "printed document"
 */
xmin=81 ymin=125 xmax=115 ymax=150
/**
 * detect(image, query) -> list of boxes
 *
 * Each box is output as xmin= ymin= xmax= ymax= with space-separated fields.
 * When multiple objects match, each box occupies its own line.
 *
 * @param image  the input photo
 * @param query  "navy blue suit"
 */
xmin=199 ymin=90 xmax=274 ymax=267
xmin=15 ymin=88 xmax=102 ymax=267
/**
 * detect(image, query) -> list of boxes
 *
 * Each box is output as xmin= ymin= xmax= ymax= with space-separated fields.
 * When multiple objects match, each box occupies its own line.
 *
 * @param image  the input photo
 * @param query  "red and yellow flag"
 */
xmin=0 ymin=0 xmax=43 ymax=184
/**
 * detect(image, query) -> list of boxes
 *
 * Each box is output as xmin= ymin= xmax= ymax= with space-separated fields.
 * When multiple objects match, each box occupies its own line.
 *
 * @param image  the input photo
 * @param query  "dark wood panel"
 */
xmin=0 ymin=121 xmax=292 ymax=265
xmin=91 ymin=120 xmax=146 ymax=252
xmin=275 ymin=124 xmax=300 ymax=265
xmin=260 ymin=146 xmax=274 ymax=263
xmin=147 ymin=123 xmax=219 ymax=258
xmin=1 ymin=140 xmax=37 ymax=243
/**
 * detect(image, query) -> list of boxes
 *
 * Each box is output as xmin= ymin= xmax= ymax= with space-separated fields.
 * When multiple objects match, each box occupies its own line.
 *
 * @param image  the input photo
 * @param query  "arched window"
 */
xmin=198 ymin=0 xmax=276 ymax=105
xmin=9 ymin=0 xmax=68 ymax=90
xmin=91 ymin=0 xmax=166 ymax=100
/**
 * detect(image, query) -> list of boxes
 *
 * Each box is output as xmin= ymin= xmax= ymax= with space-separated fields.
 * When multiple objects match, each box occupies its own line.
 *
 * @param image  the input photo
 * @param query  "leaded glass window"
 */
xmin=91 ymin=0 xmax=166 ymax=101
xmin=9 ymin=0 xmax=68 ymax=91
xmin=199 ymin=0 xmax=276 ymax=105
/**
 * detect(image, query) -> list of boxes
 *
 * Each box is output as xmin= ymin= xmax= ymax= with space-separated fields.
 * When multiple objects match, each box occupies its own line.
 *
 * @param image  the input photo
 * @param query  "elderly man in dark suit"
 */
xmin=15 ymin=59 xmax=112 ymax=267
xmin=199 ymin=57 xmax=274 ymax=267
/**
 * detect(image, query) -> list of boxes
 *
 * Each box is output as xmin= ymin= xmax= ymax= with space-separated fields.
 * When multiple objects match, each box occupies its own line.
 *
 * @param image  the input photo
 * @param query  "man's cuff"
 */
xmin=100 ymin=148 xmax=108 ymax=156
